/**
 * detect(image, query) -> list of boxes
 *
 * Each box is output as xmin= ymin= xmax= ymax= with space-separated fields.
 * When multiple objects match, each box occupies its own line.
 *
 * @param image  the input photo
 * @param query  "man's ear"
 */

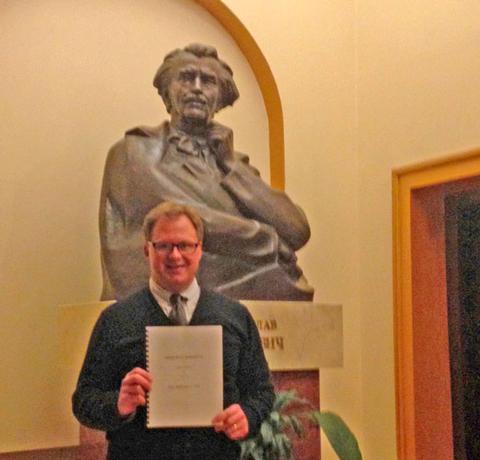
xmin=144 ymin=243 xmax=149 ymax=258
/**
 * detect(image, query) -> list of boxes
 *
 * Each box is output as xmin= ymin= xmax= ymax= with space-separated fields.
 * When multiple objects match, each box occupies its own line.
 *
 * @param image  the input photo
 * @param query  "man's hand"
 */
xmin=117 ymin=367 xmax=152 ymax=417
xmin=212 ymin=404 xmax=249 ymax=440
xmin=207 ymin=124 xmax=235 ymax=174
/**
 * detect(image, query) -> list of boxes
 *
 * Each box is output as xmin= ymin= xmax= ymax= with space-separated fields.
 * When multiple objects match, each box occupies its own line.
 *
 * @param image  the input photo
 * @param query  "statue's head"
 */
xmin=153 ymin=44 xmax=239 ymax=125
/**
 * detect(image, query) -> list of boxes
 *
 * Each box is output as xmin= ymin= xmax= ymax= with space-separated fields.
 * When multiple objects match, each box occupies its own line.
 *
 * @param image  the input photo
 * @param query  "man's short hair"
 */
xmin=143 ymin=201 xmax=204 ymax=242
xmin=153 ymin=43 xmax=239 ymax=113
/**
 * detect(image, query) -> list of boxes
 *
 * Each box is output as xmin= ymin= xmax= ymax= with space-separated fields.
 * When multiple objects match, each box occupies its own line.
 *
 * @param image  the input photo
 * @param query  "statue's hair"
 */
xmin=153 ymin=43 xmax=239 ymax=113
xmin=142 ymin=201 xmax=204 ymax=242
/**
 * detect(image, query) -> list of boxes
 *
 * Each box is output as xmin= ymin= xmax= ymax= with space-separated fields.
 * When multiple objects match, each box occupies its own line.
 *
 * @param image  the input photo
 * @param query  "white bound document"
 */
xmin=145 ymin=325 xmax=223 ymax=428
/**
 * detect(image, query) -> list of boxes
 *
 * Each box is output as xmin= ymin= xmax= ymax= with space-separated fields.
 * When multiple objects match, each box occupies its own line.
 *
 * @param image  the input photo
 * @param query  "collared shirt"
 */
xmin=148 ymin=278 xmax=201 ymax=324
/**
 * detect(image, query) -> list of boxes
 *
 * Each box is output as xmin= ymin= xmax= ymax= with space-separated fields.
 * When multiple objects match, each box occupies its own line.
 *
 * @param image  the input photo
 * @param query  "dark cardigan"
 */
xmin=72 ymin=288 xmax=274 ymax=460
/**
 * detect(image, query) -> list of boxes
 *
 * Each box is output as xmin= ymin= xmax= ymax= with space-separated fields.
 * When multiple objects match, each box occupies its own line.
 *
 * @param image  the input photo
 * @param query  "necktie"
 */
xmin=169 ymin=294 xmax=188 ymax=325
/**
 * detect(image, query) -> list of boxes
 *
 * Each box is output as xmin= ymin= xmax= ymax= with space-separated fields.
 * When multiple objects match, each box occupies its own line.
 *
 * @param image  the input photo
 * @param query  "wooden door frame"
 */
xmin=392 ymin=148 xmax=480 ymax=459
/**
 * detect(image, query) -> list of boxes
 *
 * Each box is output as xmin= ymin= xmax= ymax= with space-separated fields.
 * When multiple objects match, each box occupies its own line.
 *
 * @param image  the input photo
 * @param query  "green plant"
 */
xmin=239 ymin=390 xmax=362 ymax=460
xmin=311 ymin=411 xmax=362 ymax=460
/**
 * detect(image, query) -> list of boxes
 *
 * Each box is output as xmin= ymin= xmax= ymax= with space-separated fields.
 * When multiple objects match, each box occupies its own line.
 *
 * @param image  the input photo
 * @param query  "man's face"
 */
xmin=168 ymin=58 xmax=220 ymax=127
xmin=144 ymin=215 xmax=202 ymax=293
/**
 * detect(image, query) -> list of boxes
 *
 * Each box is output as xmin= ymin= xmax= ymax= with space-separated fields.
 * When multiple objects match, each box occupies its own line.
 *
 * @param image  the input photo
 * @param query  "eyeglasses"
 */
xmin=149 ymin=241 xmax=200 ymax=255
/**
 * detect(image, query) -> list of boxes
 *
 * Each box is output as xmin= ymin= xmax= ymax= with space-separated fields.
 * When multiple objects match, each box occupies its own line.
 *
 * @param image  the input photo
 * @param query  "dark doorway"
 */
xmin=445 ymin=190 xmax=480 ymax=460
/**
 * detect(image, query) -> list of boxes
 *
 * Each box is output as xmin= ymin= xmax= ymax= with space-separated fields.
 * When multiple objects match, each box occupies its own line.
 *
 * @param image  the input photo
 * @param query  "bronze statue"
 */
xmin=100 ymin=43 xmax=313 ymax=301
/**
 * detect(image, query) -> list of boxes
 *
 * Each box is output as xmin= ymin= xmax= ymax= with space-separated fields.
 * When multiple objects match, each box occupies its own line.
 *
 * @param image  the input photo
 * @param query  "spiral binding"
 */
xmin=145 ymin=326 xmax=151 ymax=426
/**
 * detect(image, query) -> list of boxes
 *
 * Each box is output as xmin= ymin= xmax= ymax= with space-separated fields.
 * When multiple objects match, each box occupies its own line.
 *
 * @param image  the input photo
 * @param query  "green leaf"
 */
xmin=269 ymin=410 xmax=281 ymax=430
xmin=273 ymin=390 xmax=298 ymax=411
xmin=277 ymin=432 xmax=293 ymax=459
xmin=312 ymin=411 xmax=362 ymax=460
xmin=288 ymin=415 xmax=305 ymax=437
xmin=240 ymin=438 xmax=256 ymax=459
xmin=260 ymin=420 xmax=274 ymax=445
xmin=251 ymin=446 xmax=264 ymax=460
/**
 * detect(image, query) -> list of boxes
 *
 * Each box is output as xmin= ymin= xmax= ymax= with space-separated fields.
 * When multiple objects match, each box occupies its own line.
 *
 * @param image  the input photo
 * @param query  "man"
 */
xmin=73 ymin=201 xmax=274 ymax=459
xmin=100 ymin=43 xmax=313 ymax=302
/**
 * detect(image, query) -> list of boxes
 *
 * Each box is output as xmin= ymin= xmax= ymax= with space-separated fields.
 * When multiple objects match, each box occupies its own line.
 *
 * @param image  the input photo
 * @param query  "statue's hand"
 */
xmin=278 ymin=241 xmax=303 ymax=279
xmin=278 ymin=240 xmax=295 ymax=263
xmin=207 ymin=124 xmax=235 ymax=174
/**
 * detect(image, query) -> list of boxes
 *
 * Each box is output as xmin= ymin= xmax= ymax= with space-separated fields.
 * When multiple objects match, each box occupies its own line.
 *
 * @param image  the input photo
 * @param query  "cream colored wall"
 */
xmin=357 ymin=2 xmax=480 ymax=459
xmin=226 ymin=1 xmax=480 ymax=459
xmin=3 ymin=0 xmax=480 ymax=458
xmin=0 ymin=0 xmax=267 ymax=452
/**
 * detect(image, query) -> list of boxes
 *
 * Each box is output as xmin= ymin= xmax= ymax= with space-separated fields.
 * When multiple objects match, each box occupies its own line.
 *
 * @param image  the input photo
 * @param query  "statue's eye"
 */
xmin=201 ymin=75 xmax=217 ymax=86
xmin=179 ymin=71 xmax=196 ymax=82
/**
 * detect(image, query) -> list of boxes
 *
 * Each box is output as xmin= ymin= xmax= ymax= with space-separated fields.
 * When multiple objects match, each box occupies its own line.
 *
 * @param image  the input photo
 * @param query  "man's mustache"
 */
xmin=183 ymin=95 xmax=207 ymax=105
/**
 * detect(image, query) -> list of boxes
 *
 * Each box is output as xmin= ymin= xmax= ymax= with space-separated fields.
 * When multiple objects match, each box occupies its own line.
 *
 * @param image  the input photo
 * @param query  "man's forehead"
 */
xmin=173 ymin=57 xmax=220 ymax=77
xmin=152 ymin=214 xmax=198 ymax=234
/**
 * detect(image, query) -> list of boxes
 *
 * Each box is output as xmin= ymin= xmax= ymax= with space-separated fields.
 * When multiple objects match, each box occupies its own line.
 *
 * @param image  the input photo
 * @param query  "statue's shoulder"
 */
xmin=125 ymin=122 xmax=168 ymax=139
xmin=105 ymin=122 xmax=169 ymax=167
